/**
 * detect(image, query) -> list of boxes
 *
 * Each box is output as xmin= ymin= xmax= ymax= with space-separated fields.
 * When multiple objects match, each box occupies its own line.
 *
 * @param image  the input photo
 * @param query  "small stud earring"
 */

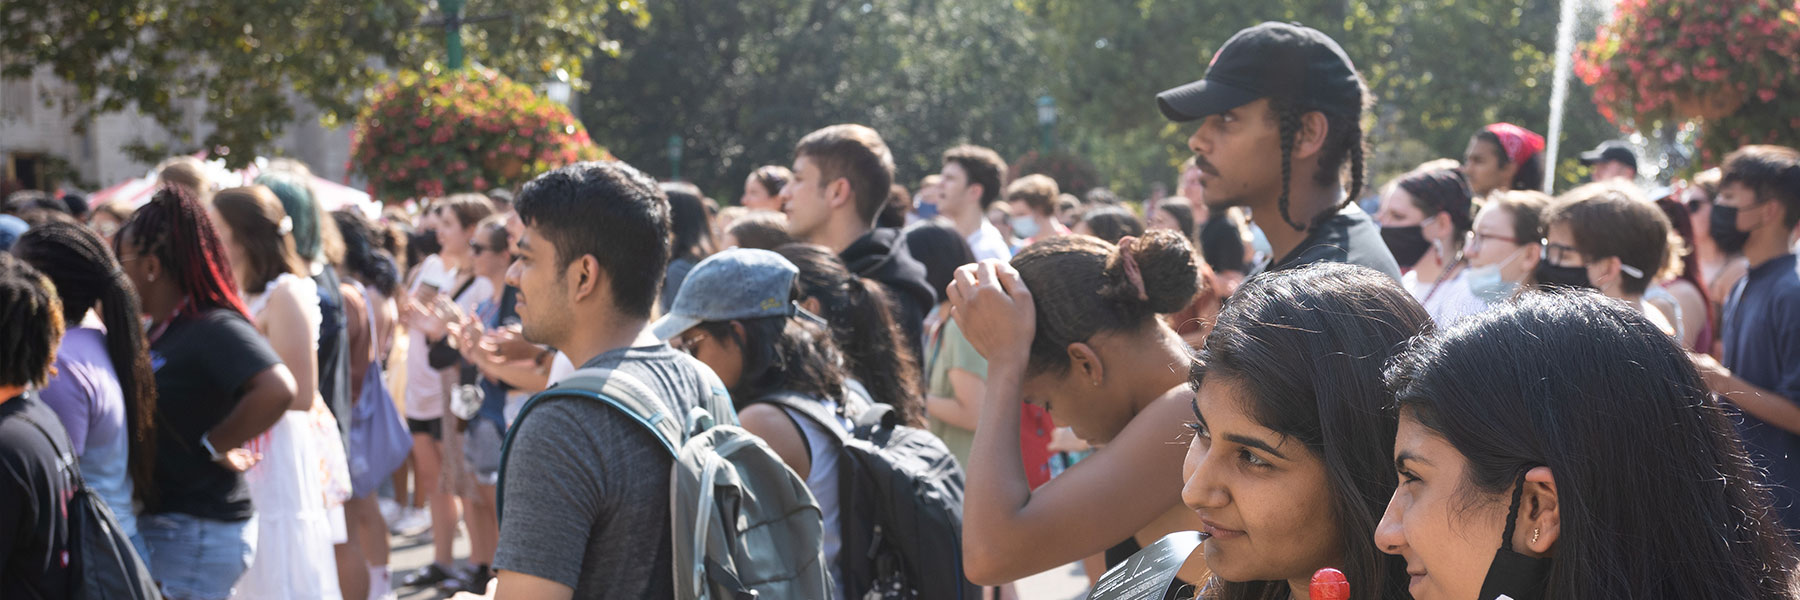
xmin=1530 ymin=528 xmax=1540 ymax=544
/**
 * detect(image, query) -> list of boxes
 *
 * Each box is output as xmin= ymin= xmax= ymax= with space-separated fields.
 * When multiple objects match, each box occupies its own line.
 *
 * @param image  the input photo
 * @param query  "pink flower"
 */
xmin=1759 ymin=88 xmax=1777 ymax=102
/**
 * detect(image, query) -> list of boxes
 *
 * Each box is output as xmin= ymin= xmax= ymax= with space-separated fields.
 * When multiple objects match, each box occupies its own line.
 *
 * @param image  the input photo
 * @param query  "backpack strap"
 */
xmin=497 ymin=366 xmax=677 ymax=525
xmin=15 ymin=400 xmax=84 ymax=491
xmin=497 ymin=351 xmax=738 ymax=524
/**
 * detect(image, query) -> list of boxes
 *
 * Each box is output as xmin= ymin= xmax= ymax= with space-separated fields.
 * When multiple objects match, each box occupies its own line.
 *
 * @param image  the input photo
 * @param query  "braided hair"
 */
xmin=14 ymin=222 xmax=159 ymax=503
xmin=0 ymin=252 xmax=63 ymax=389
xmin=115 ymin=185 xmax=252 ymax=319
xmin=1271 ymin=98 xmax=1369 ymax=232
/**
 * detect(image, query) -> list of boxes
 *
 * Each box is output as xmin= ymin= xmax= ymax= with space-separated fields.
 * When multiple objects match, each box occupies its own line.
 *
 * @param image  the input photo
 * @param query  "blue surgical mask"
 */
xmin=1466 ymin=247 xmax=1526 ymax=302
xmin=1009 ymin=215 xmax=1040 ymax=239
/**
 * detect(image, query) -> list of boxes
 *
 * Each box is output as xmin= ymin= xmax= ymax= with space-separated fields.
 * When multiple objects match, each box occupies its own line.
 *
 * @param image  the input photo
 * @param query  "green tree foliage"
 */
xmin=1020 ymin=0 xmax=1620 ymax=198
xmin=580 ymin=0 xmax=1051 ymax=201
xmin=1 ymin=0 xmax=646 ymax=168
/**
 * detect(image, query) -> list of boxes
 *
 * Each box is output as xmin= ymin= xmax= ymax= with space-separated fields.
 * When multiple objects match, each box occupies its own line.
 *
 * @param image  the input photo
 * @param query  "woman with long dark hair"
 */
xmin=654 ymin=248 xmax=854 ymax=597
xmin=1651 ymin=191 xmax=1714 ymax=352
xmin=1378 ymin=292 xmax=1800 ymax=599
xmin=1376 ymin=168 xmax=1482 ymax=323
xmin=116 ymin=186 xmax=296 ymax=599
xmin=774 ymin=243 xmax=925 ymax=425
xmin=1179 ymin=262 xmax=1425 ymax=600
xmin=1463 ymin=123 xmax=1546 ymax=197
xmin=212 ymin=185 xmax=350 ymax=598
xmin=659 ymin=182 xmax=716 ymax=313
xmin=1684 ymin=168 xmax=1749 ymax=344
xmin=946 ymin=231 xmax=1210 ymax=586
xmin=330 ymin=206 xmax=404 ymax=597
xmin=14 ymin=221 xmax=159 ymax=560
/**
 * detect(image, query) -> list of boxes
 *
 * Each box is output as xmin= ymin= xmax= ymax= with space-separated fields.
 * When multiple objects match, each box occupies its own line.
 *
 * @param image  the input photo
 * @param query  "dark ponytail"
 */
xmin=775 ymin=243 xmax=925 ymax=426
xmin=332 ymin=209 xmax=402 ymax=297
xmin=14 ymin=221 xmax=159 ymax=504
xmin=1013 ymin=230 xmax=1197 ymax=375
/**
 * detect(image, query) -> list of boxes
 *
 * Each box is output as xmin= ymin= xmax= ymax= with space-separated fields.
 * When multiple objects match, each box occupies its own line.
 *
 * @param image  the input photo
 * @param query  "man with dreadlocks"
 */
xmin=1156 ymin=22 xmax=1401 ymax=281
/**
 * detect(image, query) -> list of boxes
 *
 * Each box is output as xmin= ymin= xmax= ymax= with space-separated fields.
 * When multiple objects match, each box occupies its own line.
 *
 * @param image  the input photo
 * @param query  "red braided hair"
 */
xmin=116 ymin=185 xmax=251 ymax=319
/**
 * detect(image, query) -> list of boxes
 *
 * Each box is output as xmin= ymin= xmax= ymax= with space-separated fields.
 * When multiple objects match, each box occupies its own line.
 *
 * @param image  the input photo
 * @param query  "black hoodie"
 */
xmin=839 ymin=227 xmax=935 ymax=361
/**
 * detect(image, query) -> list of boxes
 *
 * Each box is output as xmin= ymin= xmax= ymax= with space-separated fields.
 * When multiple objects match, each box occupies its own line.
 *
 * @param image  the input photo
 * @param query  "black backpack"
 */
xmin=18 ymin=409 xmax=161 ymax=600
xmin=756 ymin=393 xmax=980 ymax=600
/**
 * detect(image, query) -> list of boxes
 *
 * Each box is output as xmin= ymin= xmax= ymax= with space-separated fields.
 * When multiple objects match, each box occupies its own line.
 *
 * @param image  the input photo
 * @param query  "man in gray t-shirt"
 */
xmin=494 ymin=344 xmax=709 ymax=598
xmin=494 ymin=161 xmax=705 ymax=599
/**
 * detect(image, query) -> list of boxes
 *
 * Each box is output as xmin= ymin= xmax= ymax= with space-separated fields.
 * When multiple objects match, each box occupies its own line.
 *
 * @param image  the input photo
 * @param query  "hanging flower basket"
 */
xmin=1575 ymin=0 xmax=1800 ymax=166
xmin=1671 ymin=88 xmax=1746 ymax=121
xmin=350 ymin=65 xmax=608 ymax=203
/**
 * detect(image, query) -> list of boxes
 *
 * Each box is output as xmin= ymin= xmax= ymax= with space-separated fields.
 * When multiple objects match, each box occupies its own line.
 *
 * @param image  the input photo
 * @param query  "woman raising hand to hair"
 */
xmin=949 ymin=231 xmax=1209 ymax=586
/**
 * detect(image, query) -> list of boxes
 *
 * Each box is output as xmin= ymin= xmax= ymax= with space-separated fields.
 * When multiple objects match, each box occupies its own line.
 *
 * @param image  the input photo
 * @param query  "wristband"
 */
xmin=200 ymin=434 xmax=224 ymax=461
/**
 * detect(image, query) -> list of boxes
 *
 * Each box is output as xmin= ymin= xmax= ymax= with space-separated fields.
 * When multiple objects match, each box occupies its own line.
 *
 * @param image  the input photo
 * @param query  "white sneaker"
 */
xmin=377 ymin=497 xmax=402 ymax=524
xmin=390 ymin=507 xmax=431 ymax=537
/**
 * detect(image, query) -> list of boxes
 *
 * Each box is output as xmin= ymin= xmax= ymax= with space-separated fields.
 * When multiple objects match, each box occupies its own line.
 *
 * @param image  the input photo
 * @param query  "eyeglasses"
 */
xmin=1685 ymin=198 xmax=1705 ymax=213
xmin=470 ymin=242 xmax=491 ymax=255
xmin=1465 ymin=230 xmax=1519 ymax=251
xmin=1540 ymin=240 xmax=1645 ymax=278
xmin=1540 ymin=241 xmax=1584 ymax=268
xmin=670 ymin=331 xmax=704 ymax=354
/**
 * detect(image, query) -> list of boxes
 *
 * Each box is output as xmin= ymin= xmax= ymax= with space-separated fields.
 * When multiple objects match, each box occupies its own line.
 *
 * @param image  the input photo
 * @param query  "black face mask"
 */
xmin=1710 ymin=204 xmax=1751 ymax=254
xmin=1477 ymin=472 xmax=1554 ymax=600
xmin=1381 ymin=226 xmax=1431 ymax=268
xmin=411 ymin=228 xmax=443 ymax=256
xmin=1534 ymin=261 xmax=1593 ymax=290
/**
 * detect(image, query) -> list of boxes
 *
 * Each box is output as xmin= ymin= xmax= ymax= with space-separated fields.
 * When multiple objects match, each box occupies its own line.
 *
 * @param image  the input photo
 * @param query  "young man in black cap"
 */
xmin=1581 ymin=140 xmax=1640 ymax=184
xmin=1156 ymin=21 xmax=1400 ymax=281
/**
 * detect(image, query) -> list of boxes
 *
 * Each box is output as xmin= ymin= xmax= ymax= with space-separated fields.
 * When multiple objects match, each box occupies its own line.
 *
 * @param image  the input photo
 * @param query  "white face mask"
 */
xmin=1009 ymin=215 xmax=1040 ymax=239
xmin=1467 ymin=246 xmax=1527 ymax=302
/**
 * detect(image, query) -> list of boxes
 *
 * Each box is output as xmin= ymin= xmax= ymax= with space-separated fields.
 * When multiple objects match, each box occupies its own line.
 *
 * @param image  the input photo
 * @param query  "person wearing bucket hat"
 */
xmin=652 ymin=248 xmax=859 ymax=596
xmin=1157 ymin=21 xmax=1399 ymax=282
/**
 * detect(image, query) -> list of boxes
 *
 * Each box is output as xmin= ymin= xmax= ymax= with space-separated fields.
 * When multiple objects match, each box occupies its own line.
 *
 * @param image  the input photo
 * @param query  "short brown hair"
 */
xmin=794 ymin=124 xmax=895 ymax=223
xmin=212 ymin=186 xmax=307 ymax=294
xmin=434 ymin=193 xmax=497 ymax=231
xmin=1006 ymin=174 xmax=1060 ymax=216
xmin=1484 ymin=190 xmax=1552 ymax=249
xmin=727 ymin=211 xmax=795 ymax=250
xmin=942 ymin=145 xmax=1008 ymax=209
xmin=1721 ymin=145 xmax=1800 ymax=229
xmin=1543 ymin=181 xmax=1671 ymax=296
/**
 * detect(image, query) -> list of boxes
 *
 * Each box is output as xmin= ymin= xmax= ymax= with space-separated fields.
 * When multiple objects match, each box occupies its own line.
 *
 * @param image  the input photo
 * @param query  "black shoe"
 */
xmin=438 ymin=564 xmax=493 ymax=595
xmin=401 ymin=563 xmax=454 ymax=589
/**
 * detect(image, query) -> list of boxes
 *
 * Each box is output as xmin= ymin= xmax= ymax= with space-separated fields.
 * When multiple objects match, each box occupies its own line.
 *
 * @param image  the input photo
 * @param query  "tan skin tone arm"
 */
xmin=949 ymin=260 xmax=1203 ymax=585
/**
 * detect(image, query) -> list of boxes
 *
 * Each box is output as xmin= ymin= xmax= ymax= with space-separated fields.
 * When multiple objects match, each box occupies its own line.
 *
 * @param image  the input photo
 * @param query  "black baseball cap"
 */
xmin=1579 ymin=141 xmax=1638 ymax=171
xmin=1157 ymin=22 xmax=1365 ymax=122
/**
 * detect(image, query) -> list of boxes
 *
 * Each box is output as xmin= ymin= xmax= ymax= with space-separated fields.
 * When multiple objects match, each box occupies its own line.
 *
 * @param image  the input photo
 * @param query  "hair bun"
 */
xmin=1105 ymin=229 xmax=1199 ymax=314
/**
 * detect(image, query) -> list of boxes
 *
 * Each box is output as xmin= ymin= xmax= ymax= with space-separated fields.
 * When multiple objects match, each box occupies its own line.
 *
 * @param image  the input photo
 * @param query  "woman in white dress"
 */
xmin=212 ymin=185 xmax=349 ymax=600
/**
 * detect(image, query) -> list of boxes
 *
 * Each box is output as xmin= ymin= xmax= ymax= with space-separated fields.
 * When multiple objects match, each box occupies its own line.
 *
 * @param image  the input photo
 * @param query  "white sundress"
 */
xmin=232 ymin=273 xmax=352 ymax=600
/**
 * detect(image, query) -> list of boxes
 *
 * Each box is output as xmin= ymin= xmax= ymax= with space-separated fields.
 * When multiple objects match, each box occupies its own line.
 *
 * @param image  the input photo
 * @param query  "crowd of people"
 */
xmin=3 ymin=19 xmax=1800 ymax=600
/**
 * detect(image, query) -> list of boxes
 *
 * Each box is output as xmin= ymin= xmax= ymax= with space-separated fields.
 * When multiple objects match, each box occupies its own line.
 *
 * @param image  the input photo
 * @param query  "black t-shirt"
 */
xmin=1251 ymin=204 xmax=1402 ymax=282
xmin=0 ymin=393 xmax=75 ymax=598
xmin=315 ymin=266 xmax=352 ymax=442
xmin=146 ymin=307 xmax=283 ymax=521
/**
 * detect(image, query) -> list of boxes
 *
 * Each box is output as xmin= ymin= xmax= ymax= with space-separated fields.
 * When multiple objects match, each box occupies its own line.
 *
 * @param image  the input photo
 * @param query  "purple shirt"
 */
xmin=39 ymin=326 xmax=136 ymax=540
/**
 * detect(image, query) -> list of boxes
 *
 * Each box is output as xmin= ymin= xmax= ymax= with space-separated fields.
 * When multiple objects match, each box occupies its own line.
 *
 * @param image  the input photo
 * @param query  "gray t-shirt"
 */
xmin=494 ymin=343 xmax=712 ymax=598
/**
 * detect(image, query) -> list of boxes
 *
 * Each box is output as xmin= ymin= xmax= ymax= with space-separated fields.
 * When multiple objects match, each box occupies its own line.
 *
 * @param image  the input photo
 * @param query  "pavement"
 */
xmin=386 ymin=522 xmax=1091 ymax=600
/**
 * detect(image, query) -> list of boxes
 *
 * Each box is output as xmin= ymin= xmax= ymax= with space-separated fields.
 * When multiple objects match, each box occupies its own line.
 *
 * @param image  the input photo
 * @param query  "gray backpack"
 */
xmin=498 ymin=358 xmax=831 ymax=599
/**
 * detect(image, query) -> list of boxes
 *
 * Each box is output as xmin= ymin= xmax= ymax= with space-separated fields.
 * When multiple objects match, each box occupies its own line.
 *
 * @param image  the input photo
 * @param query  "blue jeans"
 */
xmin=140 ymin=513 xmax=257 ymax=600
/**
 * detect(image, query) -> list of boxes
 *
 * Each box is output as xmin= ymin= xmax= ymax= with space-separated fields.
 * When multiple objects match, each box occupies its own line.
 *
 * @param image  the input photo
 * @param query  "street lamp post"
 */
xmin=442 ymin=0 xmax=466 ymax=69
xmin=1037 ymin=95 xmax=1057 ymax=153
